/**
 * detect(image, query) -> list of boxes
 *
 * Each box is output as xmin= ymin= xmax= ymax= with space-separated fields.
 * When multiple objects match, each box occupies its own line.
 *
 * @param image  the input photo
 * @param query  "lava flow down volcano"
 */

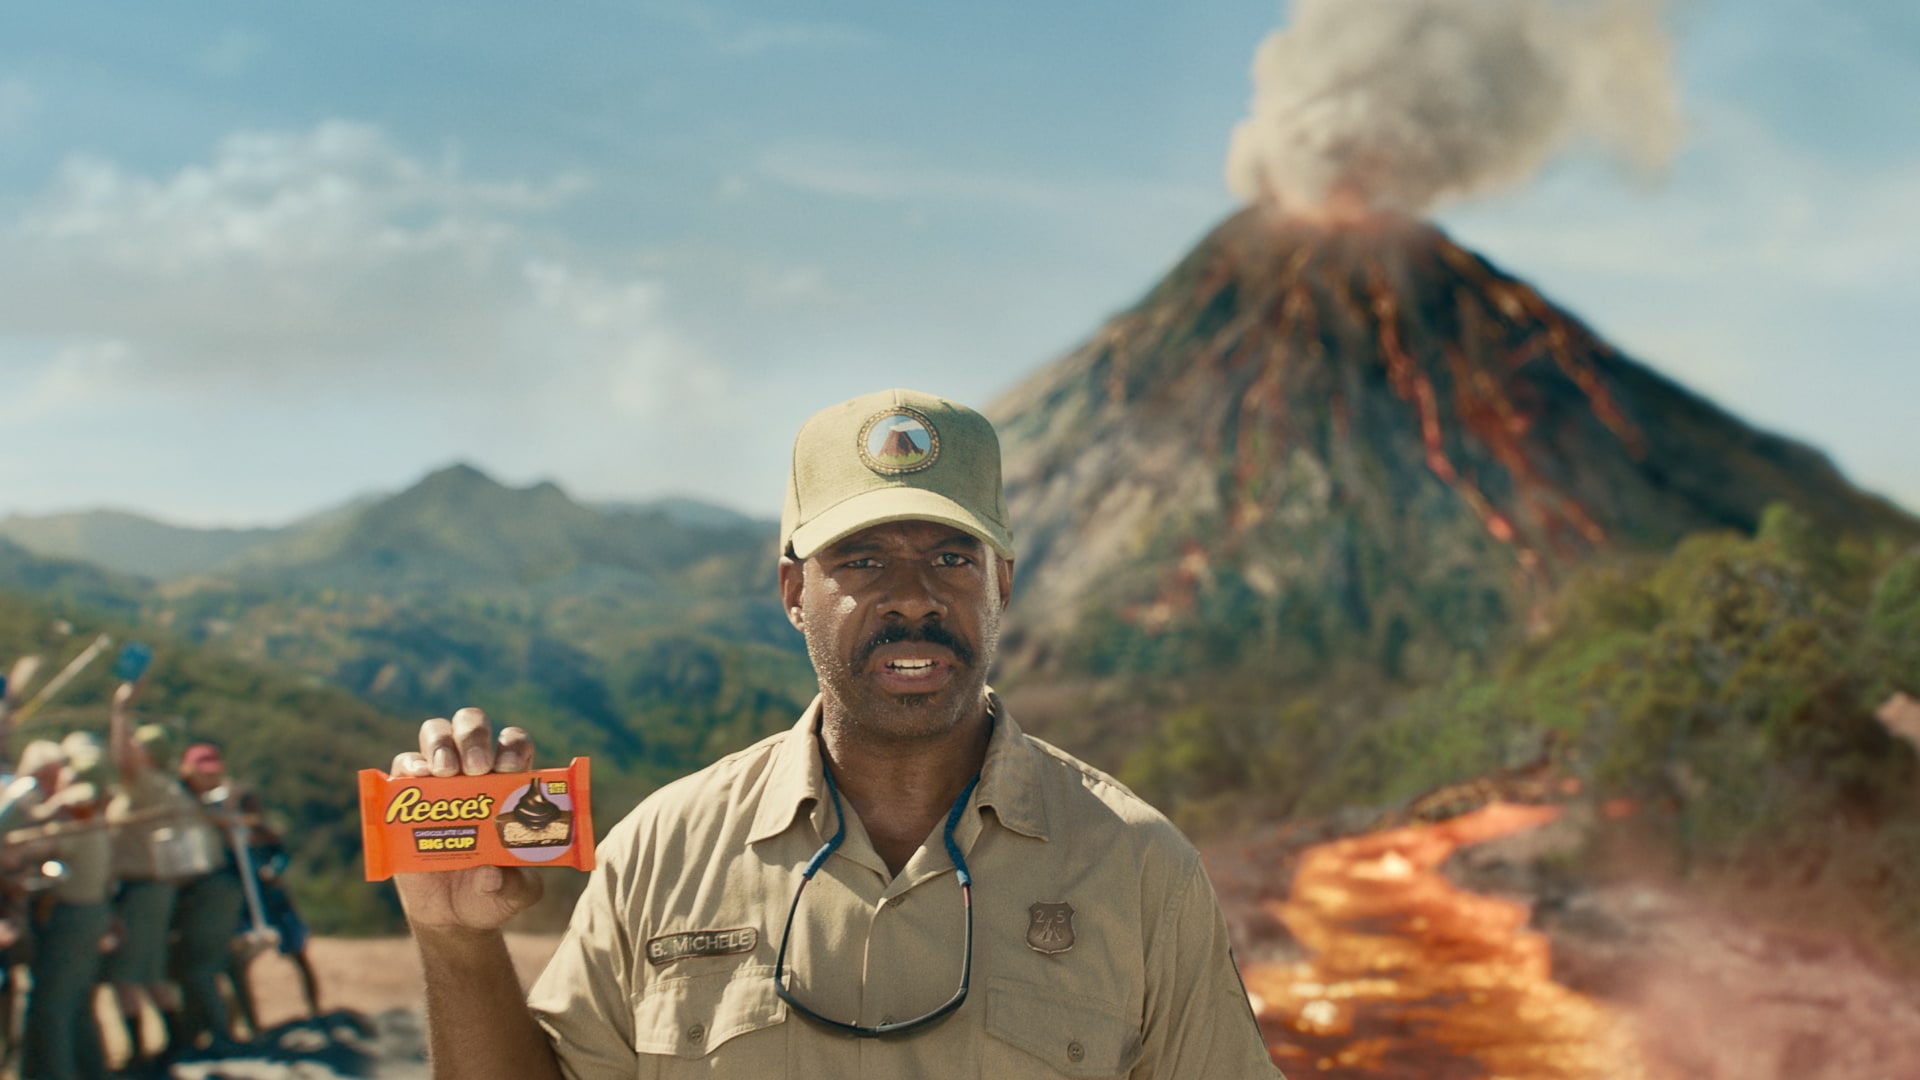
xmin=990 ymin=0 xmax=1913 ymax=693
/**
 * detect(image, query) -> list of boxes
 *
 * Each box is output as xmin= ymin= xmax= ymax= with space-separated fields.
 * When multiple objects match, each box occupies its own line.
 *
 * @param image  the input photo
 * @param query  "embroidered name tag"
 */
xmin=646 ymin=927 xmax=758 ymax=965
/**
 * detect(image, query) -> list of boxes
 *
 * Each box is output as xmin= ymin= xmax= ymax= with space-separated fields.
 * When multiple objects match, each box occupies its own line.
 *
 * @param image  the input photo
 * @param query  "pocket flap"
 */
xmin=633 ymin=965 xmax=787 ymax=1059
xmin=985 ymin=976 xmax=1142 ymax=1076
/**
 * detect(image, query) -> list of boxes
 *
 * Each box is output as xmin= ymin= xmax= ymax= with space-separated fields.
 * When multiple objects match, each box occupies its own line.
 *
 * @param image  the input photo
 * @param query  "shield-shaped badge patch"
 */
xmin=1027 ymin=901 xmax=1075 ymax=955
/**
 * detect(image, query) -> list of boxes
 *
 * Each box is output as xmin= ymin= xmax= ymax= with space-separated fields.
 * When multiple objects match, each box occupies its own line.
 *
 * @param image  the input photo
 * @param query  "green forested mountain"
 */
xmin=1 ymin=470 xmax=815 ymax=932
xmin=0 ymin=510 xmax=280 ymax=581
xmin=0 ymin=537 xmax=150 ymax=619
xmin=152 ymin=466 xmax=815 ymax=829
xmin=0 ymin=502 xmax=375 ymax=582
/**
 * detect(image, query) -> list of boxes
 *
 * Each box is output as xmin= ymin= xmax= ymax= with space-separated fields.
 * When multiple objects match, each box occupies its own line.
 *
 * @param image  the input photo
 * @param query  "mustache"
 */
xmin=855 ymin=622 xmax=975 ymax=669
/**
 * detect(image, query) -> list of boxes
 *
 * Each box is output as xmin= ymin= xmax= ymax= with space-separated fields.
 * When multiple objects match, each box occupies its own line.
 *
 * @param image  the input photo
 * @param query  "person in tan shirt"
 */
xmin=388 ymin=388 xmax=1284 ymax=1078
xmin=20 ymin=734 xmax=116 ymax=1080
xmin=105 ymin=683 xmax=221 ymax=1063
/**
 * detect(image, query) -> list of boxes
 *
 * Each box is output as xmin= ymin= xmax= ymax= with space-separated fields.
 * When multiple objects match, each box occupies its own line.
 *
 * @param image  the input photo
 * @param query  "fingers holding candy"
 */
xmin=391 ymin=708 xmax=534 ymax=779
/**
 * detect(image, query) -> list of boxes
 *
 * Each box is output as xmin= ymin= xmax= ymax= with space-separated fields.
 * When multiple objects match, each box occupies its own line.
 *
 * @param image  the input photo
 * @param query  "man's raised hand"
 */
xmin=389 ymin=707 xmax=543 ymax=934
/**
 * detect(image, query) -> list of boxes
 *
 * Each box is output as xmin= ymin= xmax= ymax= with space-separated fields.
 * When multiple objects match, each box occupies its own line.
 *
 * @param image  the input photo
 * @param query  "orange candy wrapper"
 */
xmin=358 ymin=758 xmax=595 ymax=881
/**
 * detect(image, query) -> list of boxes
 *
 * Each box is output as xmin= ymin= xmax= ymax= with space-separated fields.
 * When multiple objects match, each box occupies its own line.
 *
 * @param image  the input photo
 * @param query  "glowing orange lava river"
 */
xmin=1243 ymin=803 xmax=1672 ymax=1079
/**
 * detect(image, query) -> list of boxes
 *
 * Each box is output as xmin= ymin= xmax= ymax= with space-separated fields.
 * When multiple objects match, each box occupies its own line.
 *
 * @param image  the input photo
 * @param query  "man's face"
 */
xmin=181 ymin=758 xmax=224 ymax=793
xmin=781 ymin=520 xmax=1014 ymax=743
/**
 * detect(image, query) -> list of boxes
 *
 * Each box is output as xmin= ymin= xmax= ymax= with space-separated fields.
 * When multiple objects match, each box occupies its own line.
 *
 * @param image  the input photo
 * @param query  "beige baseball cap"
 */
xmin=781 ymin=388 xmax=1014 ymax=561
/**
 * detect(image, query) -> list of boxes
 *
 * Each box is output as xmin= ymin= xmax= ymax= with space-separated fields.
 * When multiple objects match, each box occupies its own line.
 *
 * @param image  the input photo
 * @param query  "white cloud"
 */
xmin=1442 ymin=107 xmax=1920 ymax=293
xmin=0 ymin=120 xmax=713 ymax=422
xmin=197 ymin=28 xmax=267 ymax=79
xmin=758 ymin=141 xmax=1219 ymax=220
xmin=7 ymin=341 xmax=134 ymax=417
xmin=642 ymin=4 xmax=878 ymax=57
xmin=19 ymin=122 xmax=585 ymax=272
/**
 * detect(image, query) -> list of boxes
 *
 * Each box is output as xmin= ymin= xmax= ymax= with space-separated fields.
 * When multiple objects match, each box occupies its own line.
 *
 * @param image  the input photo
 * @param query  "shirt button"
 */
xmin=1067 ymin=1040 xmax=1085 ymax=1063
xmin=686 ymin=1023 xmax=706 ymax=1044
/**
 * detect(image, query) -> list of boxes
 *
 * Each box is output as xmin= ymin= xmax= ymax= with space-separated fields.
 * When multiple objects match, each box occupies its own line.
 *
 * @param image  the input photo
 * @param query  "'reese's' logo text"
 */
xmin=384 ymin=787 xmax=497 ymax=825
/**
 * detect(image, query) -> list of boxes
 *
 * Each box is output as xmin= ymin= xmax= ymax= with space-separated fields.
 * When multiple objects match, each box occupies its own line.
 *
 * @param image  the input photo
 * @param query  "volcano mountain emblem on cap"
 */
xmin=858 ymin=407 xmax=940 ymax=475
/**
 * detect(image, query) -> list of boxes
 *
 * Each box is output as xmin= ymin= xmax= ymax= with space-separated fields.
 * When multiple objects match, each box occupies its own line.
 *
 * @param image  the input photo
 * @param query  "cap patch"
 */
xmin=858 ymin=407 xmax=940 ymax=475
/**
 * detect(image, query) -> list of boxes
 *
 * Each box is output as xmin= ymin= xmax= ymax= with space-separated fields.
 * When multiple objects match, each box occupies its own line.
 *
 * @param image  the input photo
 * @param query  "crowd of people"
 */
xmin=0 ymin=672 xmax=319 ymax=1080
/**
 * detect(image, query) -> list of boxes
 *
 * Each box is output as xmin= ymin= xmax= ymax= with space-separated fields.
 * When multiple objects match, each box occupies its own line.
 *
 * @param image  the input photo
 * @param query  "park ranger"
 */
xmin=390 ymin=388 xmax=1284 ymax=1078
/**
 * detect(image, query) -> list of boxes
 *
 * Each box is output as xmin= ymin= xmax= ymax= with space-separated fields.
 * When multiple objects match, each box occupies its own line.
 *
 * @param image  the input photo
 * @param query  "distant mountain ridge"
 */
xmin=0 ymin=509 xmax=288 ymax=581
xmin=0 ymin=469 xmax=774 ymax=587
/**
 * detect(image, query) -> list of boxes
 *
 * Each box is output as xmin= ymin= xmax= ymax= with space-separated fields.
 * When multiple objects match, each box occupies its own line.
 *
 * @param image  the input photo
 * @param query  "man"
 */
xmin=0 ymin=737 xmax=70 ymax=1064
xmin=0 ymin=739 xmax=67 ymax=836
xmin=169 ymin=741 xmax=248 ymax=1054
xmin=228 ymin=792 xmax=322 ymax=1032
xmin=19 ymin=734 xmax=116 ymax=1080
xmin=105 ymin=685 xmax=213 ymax=1064
xmin=389 ymin=388 xmax=1283 ymax=1078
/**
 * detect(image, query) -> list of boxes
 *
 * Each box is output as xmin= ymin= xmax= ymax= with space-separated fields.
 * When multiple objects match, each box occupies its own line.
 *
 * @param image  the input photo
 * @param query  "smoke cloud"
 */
xmin=1225 ymin=0 xmax=1682 ymax=218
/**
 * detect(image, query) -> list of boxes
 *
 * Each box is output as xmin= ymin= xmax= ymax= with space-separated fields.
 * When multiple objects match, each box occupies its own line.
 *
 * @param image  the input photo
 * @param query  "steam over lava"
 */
xmin=1225 ymin=0 xmax=1681 ymax=220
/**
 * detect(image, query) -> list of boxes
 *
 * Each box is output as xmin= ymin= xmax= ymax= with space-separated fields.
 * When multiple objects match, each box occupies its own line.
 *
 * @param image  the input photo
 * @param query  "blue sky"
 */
xmin=0 ymin=1 xmax=1914 ymax=526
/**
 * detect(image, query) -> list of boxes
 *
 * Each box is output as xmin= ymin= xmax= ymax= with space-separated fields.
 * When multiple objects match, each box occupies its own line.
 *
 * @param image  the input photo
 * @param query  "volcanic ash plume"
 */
xmin=1225 ymin=0 xmax=1681 ymax=219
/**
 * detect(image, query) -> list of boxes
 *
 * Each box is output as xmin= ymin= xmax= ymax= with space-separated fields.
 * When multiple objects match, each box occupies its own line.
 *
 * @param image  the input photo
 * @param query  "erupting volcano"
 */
xmin=991 ymin=207 xmax=1911 ymax=687
xmin=985 ymin=0 xmax=1920 ymax=689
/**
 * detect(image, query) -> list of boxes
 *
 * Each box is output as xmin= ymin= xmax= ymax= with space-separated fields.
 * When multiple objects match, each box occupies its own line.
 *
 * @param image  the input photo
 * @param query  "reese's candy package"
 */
xmin=359 ymin=758 xmax=594 ymax=881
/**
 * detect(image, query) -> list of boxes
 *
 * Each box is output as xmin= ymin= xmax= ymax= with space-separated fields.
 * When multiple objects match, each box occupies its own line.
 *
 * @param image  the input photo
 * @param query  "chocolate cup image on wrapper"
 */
xmin=495 ymin=776 xmax=574 ymax=852
xmin=358 ymin=757 xmax=594 ymax=881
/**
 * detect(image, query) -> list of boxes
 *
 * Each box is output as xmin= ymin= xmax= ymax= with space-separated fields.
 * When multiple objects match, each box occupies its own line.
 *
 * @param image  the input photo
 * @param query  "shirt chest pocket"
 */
xmin=982 ymin=976 xmax=1143 ymax=1078
xmin=632 ymin=965 xmax=788 ymax=1078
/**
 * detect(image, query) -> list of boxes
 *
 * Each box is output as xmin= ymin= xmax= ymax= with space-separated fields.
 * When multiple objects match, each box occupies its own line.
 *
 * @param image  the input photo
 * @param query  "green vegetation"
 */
xmin=11 ymin=466 xmax=1919 ymax=957
xmin=0 ymin=475 xmax=821 ymax=936
xmin=1119 ymin=505 xmax=1920 ymax=958
xmin=2 ymin=588 xmax=413 ymax=933
xmin=2 ymin=578 xmax=816 ymax=935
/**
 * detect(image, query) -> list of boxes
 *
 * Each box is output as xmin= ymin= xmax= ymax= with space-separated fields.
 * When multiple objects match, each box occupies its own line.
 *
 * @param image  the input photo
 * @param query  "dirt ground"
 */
xmin=242 ymin=933 xmax=562 ymax=1032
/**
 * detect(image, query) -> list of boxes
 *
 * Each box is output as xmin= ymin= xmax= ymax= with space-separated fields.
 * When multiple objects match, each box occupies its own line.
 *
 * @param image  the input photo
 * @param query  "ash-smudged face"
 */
xmin=781 ymin=520 xmax=1013 ymax=744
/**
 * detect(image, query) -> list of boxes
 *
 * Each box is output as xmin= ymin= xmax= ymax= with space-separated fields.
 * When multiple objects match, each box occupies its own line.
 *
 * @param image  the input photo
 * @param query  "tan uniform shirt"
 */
xmin=0 ymin=776 xmax=47 ymax=838
xmin=52 ymin=815 xmax=114 ymax=905
xmin=528 ymin=695 xmax=1283 ymax=1078
xmin=109 ymin=769 xmax=223 ymax=881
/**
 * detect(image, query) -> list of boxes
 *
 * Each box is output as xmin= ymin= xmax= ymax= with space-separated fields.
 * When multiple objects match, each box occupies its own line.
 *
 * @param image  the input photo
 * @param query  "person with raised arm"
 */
xmin=104 ymin=681 xmax=217 ymax=1063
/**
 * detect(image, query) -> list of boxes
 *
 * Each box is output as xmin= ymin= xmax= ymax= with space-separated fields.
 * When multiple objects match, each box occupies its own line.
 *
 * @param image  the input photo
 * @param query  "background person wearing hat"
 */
xmin=227 ymin=786 xmax=323 ymax=1035
xmin=0 ymin=738 xmax=68 ymax=1069
xmin=20 ymin=734 xmax=115 ymax=1080
xmin=0 ymin=739 xmax=67 ymax=837
xmin=105 ymin=683 xmax=219 ymax=1064
xmin=385 ymin=388 xmax=1282 ymax=1078
xmin=168 ymin=739 xmax=250 ymax=1055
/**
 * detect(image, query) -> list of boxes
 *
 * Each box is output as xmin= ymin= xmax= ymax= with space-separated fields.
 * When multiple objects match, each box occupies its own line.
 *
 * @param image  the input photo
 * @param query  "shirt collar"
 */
xmin=745 ymin=698 xmax=830 ymax=846
xmin=744 ymin=689 xmax=1052 ymax=848
xmin=971 ymin=690 xmax=1049 ymax=841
